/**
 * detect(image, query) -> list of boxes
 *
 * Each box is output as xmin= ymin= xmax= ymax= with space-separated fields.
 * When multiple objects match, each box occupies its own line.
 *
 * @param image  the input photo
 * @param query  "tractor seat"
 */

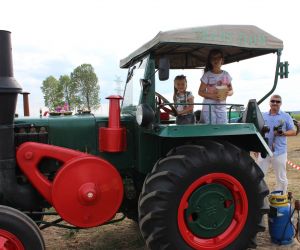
xmin=241 ymin=99 xmax=265 ymax=132
xmin=194 ymin=110 xmax=204 ymax=123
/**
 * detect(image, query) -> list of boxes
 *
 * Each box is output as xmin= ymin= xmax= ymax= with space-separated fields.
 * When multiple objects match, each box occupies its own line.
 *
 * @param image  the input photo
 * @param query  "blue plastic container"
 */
xmin=268 ymin=191 xmax=294 ymax=245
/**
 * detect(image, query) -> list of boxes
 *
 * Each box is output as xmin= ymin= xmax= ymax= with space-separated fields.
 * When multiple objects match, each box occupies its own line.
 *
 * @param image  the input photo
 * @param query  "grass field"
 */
xmin=291 ymin=113 xmax=300 ymax=120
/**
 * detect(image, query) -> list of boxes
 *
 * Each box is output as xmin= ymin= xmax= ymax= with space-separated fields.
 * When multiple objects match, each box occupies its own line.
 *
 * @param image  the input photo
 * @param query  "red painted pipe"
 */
xmin=107 ymin=95 xmax=122 ymax=128
xmin=22 ymin=92 xmax=30 ymax=116
xmin=99 ymin=95 xmax=126 ymax=152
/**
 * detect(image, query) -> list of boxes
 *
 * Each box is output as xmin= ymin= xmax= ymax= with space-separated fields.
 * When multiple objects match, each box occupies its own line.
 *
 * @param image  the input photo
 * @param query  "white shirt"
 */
xmin=200 ymin=70 xmax=232 ymax=112
xmin=174 ymin=91 xmax=193 ymax=113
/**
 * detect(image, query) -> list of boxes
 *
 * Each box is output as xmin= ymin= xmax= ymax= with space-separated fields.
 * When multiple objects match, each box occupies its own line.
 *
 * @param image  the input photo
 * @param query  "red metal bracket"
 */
xmin=16 ymin=142 xmax=124 ymax=227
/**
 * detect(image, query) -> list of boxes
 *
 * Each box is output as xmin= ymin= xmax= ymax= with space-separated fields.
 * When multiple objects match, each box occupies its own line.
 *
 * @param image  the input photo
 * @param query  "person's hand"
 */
xmin=177 ymin=110 xmax=182 ymax=115
xmin=206 ymin=89 xmax=219 ymax=101
xmin=177 ymin=106 xmax=191 ymax=115
xmin=253 ymin=152 xmax=259 ymax=158
xmin=274 ymin=130 xmax=285 ymax=137
xmin=274 ymin=130 xmax=280 ymax=136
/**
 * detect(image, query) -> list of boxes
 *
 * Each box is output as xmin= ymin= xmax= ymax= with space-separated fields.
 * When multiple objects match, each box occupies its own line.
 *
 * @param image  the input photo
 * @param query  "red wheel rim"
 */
xmin=0 ymin=229 xmax=24 ymax=250
xmin=178 ymin=173 xmax=248 ymax=250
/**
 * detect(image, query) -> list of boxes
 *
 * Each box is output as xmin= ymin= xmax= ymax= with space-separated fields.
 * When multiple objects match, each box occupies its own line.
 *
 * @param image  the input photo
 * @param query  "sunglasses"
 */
xmin=270 ymin=100 xmax=281 ymax=104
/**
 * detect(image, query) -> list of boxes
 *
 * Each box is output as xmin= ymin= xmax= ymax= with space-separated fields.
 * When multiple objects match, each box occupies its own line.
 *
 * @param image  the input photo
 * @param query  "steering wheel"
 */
xmin=155 ymin=92 xmax=178 ymax=116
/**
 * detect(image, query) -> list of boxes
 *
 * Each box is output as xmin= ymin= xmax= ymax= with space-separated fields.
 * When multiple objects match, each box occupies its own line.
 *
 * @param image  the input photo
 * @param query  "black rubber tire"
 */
xmin=0 ymin=205 xmax=45 ymax=249
xmin=26 ymin=209 xmax=45 ymax=226
xmin=138 ymin=140 xmax=269 ymax=250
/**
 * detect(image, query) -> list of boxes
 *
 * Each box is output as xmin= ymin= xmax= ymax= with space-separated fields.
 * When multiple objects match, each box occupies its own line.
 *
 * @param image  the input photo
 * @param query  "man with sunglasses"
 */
xmin=257 ymin=94 xmax=297 ymax=194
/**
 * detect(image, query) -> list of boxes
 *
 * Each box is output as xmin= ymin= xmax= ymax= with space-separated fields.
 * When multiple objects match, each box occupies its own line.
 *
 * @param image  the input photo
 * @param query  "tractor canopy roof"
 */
xmin=120 ymin=25 xmax=283 ymax=69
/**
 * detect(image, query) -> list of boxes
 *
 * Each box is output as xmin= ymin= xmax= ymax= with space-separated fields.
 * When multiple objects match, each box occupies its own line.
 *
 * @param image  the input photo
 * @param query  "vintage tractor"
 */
xmin=0 ymin=25 xmax=289 ymax=249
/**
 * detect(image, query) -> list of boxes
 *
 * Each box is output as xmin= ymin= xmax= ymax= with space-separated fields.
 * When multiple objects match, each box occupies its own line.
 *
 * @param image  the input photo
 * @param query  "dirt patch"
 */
xmin=42 ymin=135 xmax=300 ymax=250
xmin=43 ymin=218 xmax=145 ymax=250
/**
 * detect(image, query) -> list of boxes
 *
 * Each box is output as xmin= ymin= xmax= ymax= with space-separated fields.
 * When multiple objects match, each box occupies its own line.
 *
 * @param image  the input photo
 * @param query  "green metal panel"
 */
xmin=15 ymin=114 xmax=136 ymax=172
xmin=48 ymin=114 xmax=97 ymax=154
xmin=186 ymin=183 xmax=235 ymax=237
xmin=155 ymin=123 xmax=257 ymax=137
xmin=140 ymin=54 xmax=156 ymax=109
xmin=134 ymin=123 xmax=272 ymax=174
xmin=96 ymin=115 xmax=136 ymax=171
xmin=135 ymin=126 xmax=160 ymax=174
xmin=14 ymin=117 xmax=49 ymax=128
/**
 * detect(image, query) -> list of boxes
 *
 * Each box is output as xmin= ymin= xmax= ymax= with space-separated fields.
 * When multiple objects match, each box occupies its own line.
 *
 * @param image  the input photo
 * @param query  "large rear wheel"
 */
xmin=0 ymin=205 xmax=45 ymax=250
xmin=139 ymin=140 xmax=269 ymax=250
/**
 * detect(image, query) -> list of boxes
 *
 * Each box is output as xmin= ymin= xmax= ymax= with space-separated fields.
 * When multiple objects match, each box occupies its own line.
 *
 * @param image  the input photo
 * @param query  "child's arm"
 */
xmin=225 ymin=73 xmax=233 ymax=97
xmin=227 ymin=83 xmax=233 ymax=96
xmin=198 ymin=81 xmax=219 ymax=100
xmin=177 ymin=95 xmax=194 ymax=115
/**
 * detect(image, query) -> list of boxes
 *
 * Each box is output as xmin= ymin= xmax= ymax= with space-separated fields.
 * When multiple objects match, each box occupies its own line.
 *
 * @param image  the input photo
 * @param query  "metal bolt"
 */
xmin=87 ymin=192 xmax=94 ymax=199
xmin=24 ymin=151 xmax=33 ymax=160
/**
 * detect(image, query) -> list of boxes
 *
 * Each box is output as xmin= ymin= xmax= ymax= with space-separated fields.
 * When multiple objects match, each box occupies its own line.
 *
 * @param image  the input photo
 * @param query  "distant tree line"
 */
xmin=41 ymin=64 xmax=100 ymax=111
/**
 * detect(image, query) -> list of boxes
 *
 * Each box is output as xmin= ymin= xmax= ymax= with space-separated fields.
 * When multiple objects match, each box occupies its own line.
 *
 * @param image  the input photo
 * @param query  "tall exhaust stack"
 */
xmin=0 ymin=31 xmax=42 ymax=210
xmin=0 ymin=30 xmax=22 ymax=160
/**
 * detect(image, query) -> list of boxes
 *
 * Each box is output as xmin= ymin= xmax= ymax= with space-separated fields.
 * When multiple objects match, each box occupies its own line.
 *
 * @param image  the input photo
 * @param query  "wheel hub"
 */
xmin=0 ymin=229 xmax=24 ymax=250
xmin=52 ymin=156 xmax=124 ymax=228
xmin=185 ymin=183 xmax=234 ymax=238
xmin=178 ymin=173 xmax=248 ymax=250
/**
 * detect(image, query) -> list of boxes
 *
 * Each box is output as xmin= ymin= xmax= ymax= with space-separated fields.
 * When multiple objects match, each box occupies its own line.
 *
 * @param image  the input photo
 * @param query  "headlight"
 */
xmin=136 ymin=105 xmax=144 ymax=125
xmin=136 ymin=104 xmax=155 ymax=127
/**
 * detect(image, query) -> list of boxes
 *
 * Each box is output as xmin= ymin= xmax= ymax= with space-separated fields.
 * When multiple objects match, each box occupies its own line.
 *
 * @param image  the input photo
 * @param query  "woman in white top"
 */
xmin=198 ymin=49 xmax=233 ymax=124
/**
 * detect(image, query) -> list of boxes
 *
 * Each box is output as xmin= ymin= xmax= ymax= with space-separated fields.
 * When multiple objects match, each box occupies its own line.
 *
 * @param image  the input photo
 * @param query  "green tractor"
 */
xmin=0 ymin=25 xmax=288 ymax=249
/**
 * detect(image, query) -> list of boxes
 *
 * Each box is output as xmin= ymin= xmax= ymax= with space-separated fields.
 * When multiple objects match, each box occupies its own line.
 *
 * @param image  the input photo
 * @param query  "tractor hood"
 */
xmin=120 ymin=25 xmax=283 ymax=69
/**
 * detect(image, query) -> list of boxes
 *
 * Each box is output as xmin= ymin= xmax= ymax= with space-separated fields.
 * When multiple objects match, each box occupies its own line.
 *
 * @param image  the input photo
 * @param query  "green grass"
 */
xmin=292 ymin=113 xmax=300 ymax=120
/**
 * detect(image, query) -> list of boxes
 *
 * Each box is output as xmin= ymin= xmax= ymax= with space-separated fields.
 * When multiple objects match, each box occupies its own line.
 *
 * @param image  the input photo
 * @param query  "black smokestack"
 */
xmin=0 ymin=30 xmax=14 ymax=77
xmin=0 ymin=31 xmax=43 ymax=210
xmin=0 ymin=30 xmax=22 ymax=159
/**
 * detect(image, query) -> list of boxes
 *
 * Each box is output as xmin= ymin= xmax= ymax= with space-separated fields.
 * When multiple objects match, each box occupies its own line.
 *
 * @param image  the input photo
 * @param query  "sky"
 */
xmin=1 ymin=0 xmax=300 ymax=116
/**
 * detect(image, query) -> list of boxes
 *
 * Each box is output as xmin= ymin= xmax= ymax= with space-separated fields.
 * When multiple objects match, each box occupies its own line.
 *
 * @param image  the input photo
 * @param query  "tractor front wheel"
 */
xmin=138 ymin=141 xmax=269 ymax=250
xmin=0 ymin=205 xmax=45 ymax=250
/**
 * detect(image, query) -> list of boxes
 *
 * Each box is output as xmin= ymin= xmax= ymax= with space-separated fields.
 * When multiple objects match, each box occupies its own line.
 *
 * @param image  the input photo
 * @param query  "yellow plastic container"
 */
xmin=268 ymin=191 xmax=294 ymax=245
xmin=269 ymin=192 xmax=289 ymax=207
